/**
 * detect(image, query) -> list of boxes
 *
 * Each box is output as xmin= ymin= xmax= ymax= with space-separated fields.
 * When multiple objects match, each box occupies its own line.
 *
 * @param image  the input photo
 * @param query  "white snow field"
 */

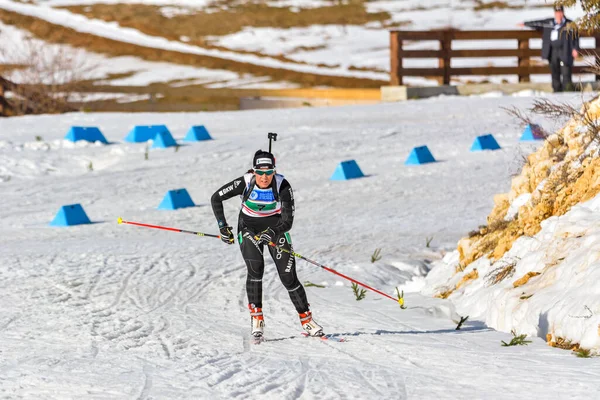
xmin=2 ymin=93 xmax=600 ymax=398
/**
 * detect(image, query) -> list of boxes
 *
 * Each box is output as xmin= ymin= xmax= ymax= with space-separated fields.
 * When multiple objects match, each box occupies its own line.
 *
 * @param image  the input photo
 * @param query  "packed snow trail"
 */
xmin=1 ymin=94 xmax=600 ymax=398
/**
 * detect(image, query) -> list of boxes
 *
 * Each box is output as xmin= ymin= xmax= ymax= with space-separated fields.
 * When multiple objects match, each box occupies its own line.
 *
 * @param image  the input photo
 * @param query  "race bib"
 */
xmin=249 ymin=188 xmax=275 ymax=202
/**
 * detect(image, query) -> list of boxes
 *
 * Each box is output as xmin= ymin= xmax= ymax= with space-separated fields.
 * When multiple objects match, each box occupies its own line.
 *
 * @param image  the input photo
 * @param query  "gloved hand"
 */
xmin=256 ymin=227 xmax=276 ymax=245
xmin=219 ymin=225 xmax=235 ymax=245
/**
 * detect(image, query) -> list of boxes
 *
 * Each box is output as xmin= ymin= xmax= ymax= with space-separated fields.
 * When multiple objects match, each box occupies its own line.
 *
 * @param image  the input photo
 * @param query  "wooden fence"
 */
xmin=390 ymin=30 xmax=600 ymax=85
xmin=0 ymin=76 xmax=10 ymax=116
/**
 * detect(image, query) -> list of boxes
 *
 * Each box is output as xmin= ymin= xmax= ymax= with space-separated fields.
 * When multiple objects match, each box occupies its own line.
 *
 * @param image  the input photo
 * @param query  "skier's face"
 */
xmin=254 ymin=168 xmax=275 ymax=188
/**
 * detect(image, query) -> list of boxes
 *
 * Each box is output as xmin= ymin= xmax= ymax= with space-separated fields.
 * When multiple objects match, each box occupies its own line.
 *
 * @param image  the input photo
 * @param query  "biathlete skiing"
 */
xmin=210 ymin=144 xmax=324 ymax=339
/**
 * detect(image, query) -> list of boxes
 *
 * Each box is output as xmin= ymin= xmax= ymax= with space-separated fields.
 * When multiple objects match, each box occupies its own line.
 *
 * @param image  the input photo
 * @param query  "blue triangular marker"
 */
xmin=50 ymin=204 xmax=91 ymax=226
xmin=184 ymin=125 xmax=212 ymax=142
xmin=157 ymin=189 xmax=195 ymax=210
xmin=124 ymin=125 xmax=170 ymax=143
xmin=405 ymin=146 xmax=436 ymax=165
xmin=65 ymin=126 xmax=108 ymax=144
xmin=330 ymin=160 xmax=365 ymax=180
xmin=151 ymin=131 xmax=177 ymax=149
xmin=520 ymin=124 xmax=545 ymax=141
xmin=470 ymin=134 xmax=501 ymax=151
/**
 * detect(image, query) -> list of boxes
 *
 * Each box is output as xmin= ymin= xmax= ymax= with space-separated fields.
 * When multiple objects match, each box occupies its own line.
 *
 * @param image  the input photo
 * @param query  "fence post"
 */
xmin=390 ymin=31 xmax=402 ymax=85
xmin=0 ymin=80 xmax=4 ymax=116
xmin=439 ymin=30 xmax=452 ymax=85
xmin=595 ymin=35 xmax=600 ymax=82
xmin=518 ymin=38 xmax=530 ymax=82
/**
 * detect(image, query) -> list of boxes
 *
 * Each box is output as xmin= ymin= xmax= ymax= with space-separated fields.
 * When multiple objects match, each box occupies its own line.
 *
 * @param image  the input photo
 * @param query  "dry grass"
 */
xmin=381 ymin=20 xmax=413 ymax=30
xmin=58 ymin=2 xmax=391 ymax=71
xmin=485 ymin=260 xmax=517 ymax=286
xmin=532 ymin=96 xmax=600 ymax=162
xmin=547 ymin=334 xmax=580 ymax=351
xmin=473 ymin=1 xmax=523 ymax=11
xmin=0 ymin=64 xmax=24 ymax=74
xmin=486 ymin=218 xmax=511 ymax=235
xmin=61 ymin=2 xmax=390 ymax=41
xmin=0 ymin=9 xmax=385 ymax=91
xmin=435 ymin=287 xmax=455 ymax=299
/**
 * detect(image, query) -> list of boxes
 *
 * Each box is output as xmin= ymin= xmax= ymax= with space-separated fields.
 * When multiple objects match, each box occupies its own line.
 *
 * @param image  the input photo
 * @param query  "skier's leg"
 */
xmin=268 ymin=232 xmax=323 ymax=336
xmin=239 ymin=228 xmax=265 ymax=307
xmin=239 ymin=228 xmax=266 ymax=337
xmin=268 ymin=232 xmax=309 ymax=312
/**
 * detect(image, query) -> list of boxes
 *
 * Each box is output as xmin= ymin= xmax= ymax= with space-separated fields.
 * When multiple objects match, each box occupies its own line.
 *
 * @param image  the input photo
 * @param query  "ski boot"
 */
xmin=249 ymin=304 xmax=264 ymax=338
xmin=299 ymin=310 xmax=323 ymax=337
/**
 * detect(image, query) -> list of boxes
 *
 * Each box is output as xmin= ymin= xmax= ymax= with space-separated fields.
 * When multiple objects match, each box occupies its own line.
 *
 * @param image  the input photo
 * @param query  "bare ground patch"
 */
xmin=60 ymin=2 xmax=391 ymax=43
xmin=69 ymin=84 xmax=380 ymax=112
xmin=57 ymin=2 xmax=392 ymax=71
xmin=0 ymin=64 xmax=24 ymax=74
xmin=0 ymin=9 xmax=385 ymax=91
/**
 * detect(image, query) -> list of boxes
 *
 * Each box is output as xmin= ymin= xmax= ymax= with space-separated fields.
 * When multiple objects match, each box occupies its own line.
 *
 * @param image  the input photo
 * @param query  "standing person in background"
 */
xmin=519 ymin=5 xmax=580 ymax=92
xmin=211 ymin=149 xmax=324 ymax=339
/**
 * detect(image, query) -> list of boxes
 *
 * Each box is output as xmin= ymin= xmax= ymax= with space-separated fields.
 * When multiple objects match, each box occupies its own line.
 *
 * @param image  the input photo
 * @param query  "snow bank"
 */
xmin=424 ymin=193 xmax=600 ymax=352
xmin=423 ymin=96 xmax=600 ymax=353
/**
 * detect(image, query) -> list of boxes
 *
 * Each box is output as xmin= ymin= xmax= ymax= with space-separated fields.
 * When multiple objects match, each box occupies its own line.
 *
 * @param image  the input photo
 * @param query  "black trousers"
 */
xmin=550 ymin=48 xmax=573 ymax=92
xmin=238 ymin=227 xmax=309 ymax=313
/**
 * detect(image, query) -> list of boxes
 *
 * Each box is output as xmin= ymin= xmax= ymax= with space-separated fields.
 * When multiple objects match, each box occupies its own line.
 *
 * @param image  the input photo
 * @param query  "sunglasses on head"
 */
xmin=254 ymin=169 xmax=275 ymax=176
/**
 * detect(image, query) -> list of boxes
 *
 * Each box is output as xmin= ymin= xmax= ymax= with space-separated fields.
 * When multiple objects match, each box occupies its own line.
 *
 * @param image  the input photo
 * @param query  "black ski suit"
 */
xmin=210 ymin=173 xmax=309 ymax=313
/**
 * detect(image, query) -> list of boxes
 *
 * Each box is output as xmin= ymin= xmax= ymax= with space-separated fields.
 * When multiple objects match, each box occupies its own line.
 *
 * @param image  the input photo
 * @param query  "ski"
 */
xmin=251 ymin=334 xmax=265 ymax=345
xmin=252 ymin=333 xmax=347 ymax=343
xmin=301 ymin=332 xmax=347 ymax=342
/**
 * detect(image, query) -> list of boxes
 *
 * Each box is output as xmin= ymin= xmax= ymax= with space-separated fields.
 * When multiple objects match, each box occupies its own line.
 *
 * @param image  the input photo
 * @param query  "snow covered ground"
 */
xmin=2 ymin=93 xmax=600 ymax=398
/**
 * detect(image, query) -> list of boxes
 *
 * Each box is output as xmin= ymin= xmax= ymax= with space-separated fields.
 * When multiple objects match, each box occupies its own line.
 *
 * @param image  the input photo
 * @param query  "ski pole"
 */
xmin=117 ymin=217 xmax=221 ymax=239
xmin=261 ymin=239 xmax=405 ymax=307
xmin=118 ymin=217 xmax=404 ymax=306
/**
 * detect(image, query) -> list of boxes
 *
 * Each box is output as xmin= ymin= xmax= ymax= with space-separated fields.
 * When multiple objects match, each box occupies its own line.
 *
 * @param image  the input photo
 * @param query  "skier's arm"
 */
xmin=271 ymin=180 xmax=295 ymax=235
xmin=211 ymin=177 xmax=245 ymax=227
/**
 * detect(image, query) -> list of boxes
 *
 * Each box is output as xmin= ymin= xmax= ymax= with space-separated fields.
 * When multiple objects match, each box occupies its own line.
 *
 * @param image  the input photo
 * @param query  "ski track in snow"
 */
xmin=2 ymin=95 xmax=600 ymax=398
